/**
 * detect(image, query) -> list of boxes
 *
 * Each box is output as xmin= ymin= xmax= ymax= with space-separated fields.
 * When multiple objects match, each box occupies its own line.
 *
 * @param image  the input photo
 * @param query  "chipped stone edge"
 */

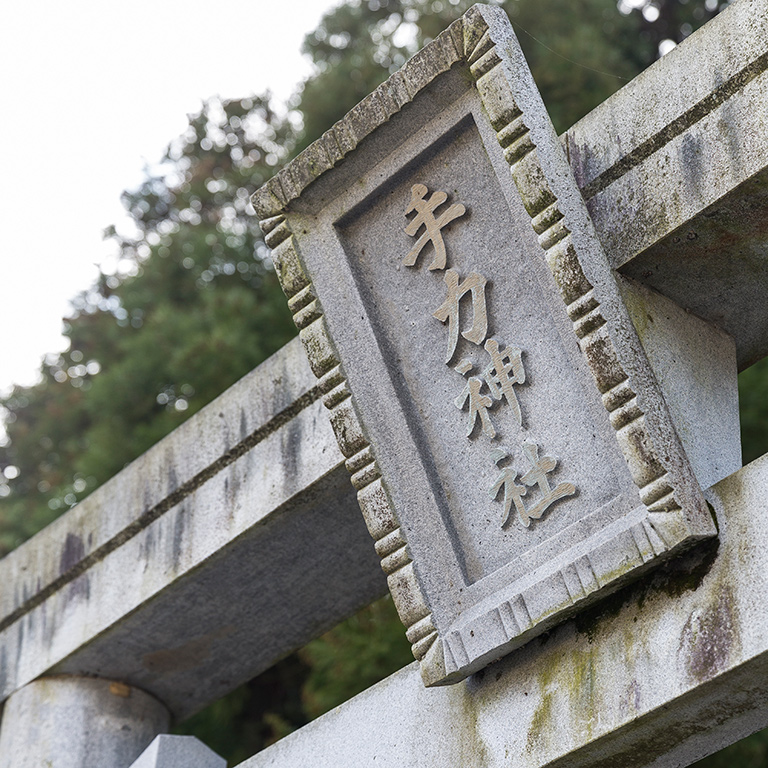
xmin=251 ymin=12 xmax=465 ymax=221
xmin=256 ymin=4 xmax=716 ymax=688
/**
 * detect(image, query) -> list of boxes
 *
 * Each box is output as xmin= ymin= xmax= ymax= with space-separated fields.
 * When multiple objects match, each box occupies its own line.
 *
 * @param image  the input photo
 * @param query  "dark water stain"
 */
xmin=171 ymin=504 xmax=187 ymax=571
xmin=575 ymin=538 xmax=719 ymax=642
xmin=680 ymin=583 xmax=740 ymax=685
xmin=59 ymin=533 xmax=85 ymax=575
xmin=142 ymin=624 xmax=236 ymax=677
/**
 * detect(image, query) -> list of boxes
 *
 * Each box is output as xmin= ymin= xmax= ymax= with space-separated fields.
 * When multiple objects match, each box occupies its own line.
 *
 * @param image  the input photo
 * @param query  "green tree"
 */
xmin=298 ymin=0 xmax=649 ymax=140
xmin=738 ymin=357 xmax=768 ymax=466
xmin=0 ymin=95 xmax=297 ymax=553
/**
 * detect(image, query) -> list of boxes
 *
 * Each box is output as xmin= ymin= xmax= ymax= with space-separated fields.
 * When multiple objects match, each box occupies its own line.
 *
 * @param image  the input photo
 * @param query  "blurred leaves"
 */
xmin=738 ymin=357 xmax=768 ymax=466
xmin=0 ymin=95 xmax=297 ymax=553
xmin=299 ymin=596 xmax=414 ymax=719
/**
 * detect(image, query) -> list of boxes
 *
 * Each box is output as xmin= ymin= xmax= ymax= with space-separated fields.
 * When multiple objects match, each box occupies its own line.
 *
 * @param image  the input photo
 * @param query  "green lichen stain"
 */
xmin=526 ymin=654 xmax=557 ymax=754
xmin=571 ymin=646 xmax=599 ymax=741
xmin=621 ymin=281 xmax=654 ymax=346
xmin=520 ymin=539 xmax=720 ymax=761
xmin=526 ymin=640 xmax=601 ymax=755
xmin=452 ymin=673 xmax=491 ymax=767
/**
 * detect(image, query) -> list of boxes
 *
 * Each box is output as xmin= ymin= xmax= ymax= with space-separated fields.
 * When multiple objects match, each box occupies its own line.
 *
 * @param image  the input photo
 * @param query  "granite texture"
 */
xmin=256 ymin=3 xmax=719 ymax=686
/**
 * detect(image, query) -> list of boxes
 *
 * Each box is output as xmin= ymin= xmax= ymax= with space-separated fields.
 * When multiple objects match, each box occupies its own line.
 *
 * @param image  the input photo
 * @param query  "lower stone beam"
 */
xmin=237 ymin=456 xmax=768 ymax=768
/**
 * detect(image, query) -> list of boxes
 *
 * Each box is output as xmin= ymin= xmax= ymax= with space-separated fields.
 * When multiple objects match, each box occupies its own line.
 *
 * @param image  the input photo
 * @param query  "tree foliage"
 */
xmin=0 ymin=96 xmax=297 ymax=552
xmin=1 ymin=0 xmax=760 ymax=765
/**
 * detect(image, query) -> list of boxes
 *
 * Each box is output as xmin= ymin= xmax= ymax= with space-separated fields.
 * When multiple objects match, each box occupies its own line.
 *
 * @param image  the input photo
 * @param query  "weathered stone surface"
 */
xmin=618 ymin=276 xmax=740 ymax=491
xmin=0 ymin=336 xmax=319 ymax=624
xmin=129 ymin=735 xmax=225 ymax=768
xmin=238 ymin=456 xmax=768 ymax=768
xmin=565 ymin=0 xmax=768 ymax=369
xmin=0 ymin=676 xmax=169 ymax=768
xmin=256 ymin=4 xmax=718 ymax=686
xmin=0 ymin=338 xmax=386 ymax=720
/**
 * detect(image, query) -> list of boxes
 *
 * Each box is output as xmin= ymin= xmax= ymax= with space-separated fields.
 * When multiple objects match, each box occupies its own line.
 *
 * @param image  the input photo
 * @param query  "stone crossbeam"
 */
xmin=0 ymin=338 xmax=386 ymax=720
xmin=566 ymin=0 xmax=768 ymax=368
xmin=0 ymin=0 xmax=765 ymax=728
xmin=238 ymin=456 xmax=768 ymax=768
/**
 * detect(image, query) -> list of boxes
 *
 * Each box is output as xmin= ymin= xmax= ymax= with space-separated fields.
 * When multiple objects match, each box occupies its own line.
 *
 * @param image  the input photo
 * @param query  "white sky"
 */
xmin=0 ymin=0 xmax=336 ymax=396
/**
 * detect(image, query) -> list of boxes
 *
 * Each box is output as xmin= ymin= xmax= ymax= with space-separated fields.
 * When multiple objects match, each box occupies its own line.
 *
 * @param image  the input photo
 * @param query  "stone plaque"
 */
xmin=253 ymin=5 xmax=716 ymax=685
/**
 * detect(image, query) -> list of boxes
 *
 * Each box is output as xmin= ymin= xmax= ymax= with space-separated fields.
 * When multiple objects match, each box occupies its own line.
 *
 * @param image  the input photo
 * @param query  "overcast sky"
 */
xmin=0 ymin=0 xmax=336 ymax=396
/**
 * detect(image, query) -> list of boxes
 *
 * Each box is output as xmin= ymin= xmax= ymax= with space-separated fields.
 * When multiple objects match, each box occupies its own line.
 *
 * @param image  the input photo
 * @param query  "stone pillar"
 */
xmin=0 ymin=676 xmax=170 ymax=768
xmin=129 ymin=735 xmax=226 ymax=767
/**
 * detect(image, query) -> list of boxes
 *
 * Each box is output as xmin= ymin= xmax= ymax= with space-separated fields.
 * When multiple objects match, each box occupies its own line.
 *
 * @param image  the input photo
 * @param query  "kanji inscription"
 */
xmin=483 ymin=339 xmax=525 ymax=427
xmin=403 ymin=183 xmax=467 ymax=270
xmin=490 ymin=445 xmax=577 ymax=528
xmin=402 ymin=183 xmax=577 ymax=529
xmin=454 ymin=360 xmax=495 ymax=439
xmin=433 ymin=269 xmax=488 ymax=363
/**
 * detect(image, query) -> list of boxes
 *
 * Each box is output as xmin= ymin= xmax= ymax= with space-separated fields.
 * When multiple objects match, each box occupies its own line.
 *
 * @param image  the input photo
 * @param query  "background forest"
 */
xmin=1 ymin=0 xmax=765 ymax=765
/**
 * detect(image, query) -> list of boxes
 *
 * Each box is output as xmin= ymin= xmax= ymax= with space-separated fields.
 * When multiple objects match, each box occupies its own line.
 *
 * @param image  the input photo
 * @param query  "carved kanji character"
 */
xmin=454 ymin=359 xmax=495 ymax=439
xmin=489 ymin=452 xmax=526 ymax=528
xmin=433 ymin=269 xmax=488 ymax=363
xmin=482 ymin=338 xmax=525 ymax=427
xmin=403 ymin=183 xmax=466 ymax=270
xmin=490 ymin=444 xmax=576 ymax=528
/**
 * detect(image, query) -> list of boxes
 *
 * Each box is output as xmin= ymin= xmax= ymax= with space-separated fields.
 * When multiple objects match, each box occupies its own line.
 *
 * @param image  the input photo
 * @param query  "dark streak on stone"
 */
xmin=0 ymin=385 xmax=324 ymax=634
xmin=681 ymin=583 xmax=739 ymax=684
xmin=171 ymin=504 xmax=186 ymax=572
xmin=59 ymin=533 xmax=85 ymax=575
xmin=67 ymin=572 xmax=91 ymax=603
xmin=575 ymin=537 xmax=719 ymax=641
xmin=0 ymin=643 xmax=7 ymax=694
xmin=579 ymin=50 xmax=768 ymax=201
xmin=168 ymin=465 xmax=178 ymax=499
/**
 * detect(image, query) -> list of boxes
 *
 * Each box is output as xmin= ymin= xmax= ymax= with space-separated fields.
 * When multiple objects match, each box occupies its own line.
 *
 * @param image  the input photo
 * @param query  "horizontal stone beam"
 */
xmin=565 ymin=0 xmax=768 ymax=369
xmin=237 ymin=456 xmax=768 ymax=768
xmin=0 ymin=337 xmax=386 ymax=720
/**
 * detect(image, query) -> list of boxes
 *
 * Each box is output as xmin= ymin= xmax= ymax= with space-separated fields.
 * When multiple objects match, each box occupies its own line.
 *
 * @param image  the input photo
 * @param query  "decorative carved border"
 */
xmin=251 ymin=14 xmax=470 ymax=222
xmin=256 ymin=5 xmax=714 ymax=686
xmin=259 ymin=214 xmax=446 ymax=684
xmin=473 ymin=53 xmax=682 ymax=524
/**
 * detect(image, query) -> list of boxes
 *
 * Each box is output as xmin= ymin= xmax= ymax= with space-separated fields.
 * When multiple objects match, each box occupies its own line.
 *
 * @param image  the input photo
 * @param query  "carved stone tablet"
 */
xmin=253 ymin=5 xmax=716 ymax=686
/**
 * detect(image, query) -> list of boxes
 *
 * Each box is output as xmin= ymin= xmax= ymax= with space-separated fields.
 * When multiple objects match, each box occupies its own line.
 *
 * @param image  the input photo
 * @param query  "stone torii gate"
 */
xmin=0 ymin=2 xmax=766 ymax=766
